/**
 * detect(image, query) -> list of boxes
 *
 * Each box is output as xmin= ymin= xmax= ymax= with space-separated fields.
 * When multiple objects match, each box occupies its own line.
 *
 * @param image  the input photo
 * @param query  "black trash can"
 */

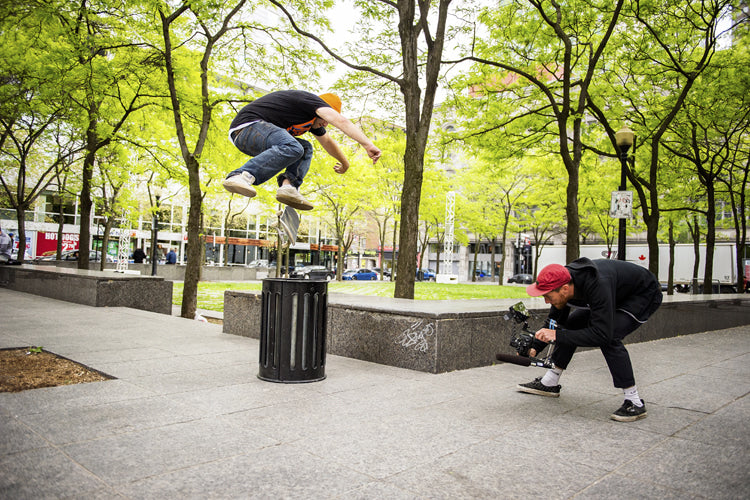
xmin=258 ymin=278 xmax=328 ymax=383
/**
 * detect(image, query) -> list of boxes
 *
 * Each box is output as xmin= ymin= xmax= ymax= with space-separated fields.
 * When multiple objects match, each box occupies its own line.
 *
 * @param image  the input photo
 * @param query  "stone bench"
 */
xmin=223 ymin=288 xmax=750 ymax=373
xmin=37 ymin=261 xmax=266 ymax=282
xmin=0 ymin=264 xmax=173 ymax=315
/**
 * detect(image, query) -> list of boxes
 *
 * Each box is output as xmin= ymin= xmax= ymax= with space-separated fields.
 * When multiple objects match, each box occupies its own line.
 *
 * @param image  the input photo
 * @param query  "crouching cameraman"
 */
xmin=519 ymin=257 xmax=663 ymax=422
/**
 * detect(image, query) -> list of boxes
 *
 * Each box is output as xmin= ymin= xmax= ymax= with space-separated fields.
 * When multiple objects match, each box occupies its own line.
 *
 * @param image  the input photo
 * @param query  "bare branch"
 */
xmin=266 ymin=0 xmax=400 ymax=84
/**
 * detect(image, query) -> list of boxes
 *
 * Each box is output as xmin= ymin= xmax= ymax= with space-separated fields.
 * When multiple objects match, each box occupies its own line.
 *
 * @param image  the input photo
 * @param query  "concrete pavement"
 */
xmin=1 ymin=288 xmax=748 ymax=499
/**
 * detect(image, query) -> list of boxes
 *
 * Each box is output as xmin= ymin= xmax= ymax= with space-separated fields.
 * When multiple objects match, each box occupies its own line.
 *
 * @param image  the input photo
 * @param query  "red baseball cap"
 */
xmin=526 ymin=264 xmax=571 ymax=296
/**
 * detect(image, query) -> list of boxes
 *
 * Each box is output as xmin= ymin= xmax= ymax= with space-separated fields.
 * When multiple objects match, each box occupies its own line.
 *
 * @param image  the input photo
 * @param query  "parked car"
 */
xmin=674 ymin=282 xmax=738 ymax=294
xmin=247 ymin=259 xmax=269 ymax=268
xmin=291 ymin=265 xmax=335 ymax=280
xmin=507 ymin=273 xmax=533 ymax=284
xmin=268 ymin=261 xmax=295 ymax=274
xmin=416 ymin=269 xmax=436 ymax=281
xmin=372 ymin=267 xmax=391 ymax=278
xmin=342 ymin=268 xmax=377 ymax=280
xmin=474 ymin=269 xmax=488 ymax=278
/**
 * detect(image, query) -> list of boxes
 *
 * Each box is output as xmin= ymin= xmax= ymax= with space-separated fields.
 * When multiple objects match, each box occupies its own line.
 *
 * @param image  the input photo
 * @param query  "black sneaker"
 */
xmin=610 ymin=399 xmax=647 ymax=422
xmin=517 ymin=377 xmax=560 ymax=398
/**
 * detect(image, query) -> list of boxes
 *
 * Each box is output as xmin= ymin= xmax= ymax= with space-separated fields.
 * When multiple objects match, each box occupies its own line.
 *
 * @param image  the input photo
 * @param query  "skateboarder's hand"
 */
xmin=366 ymin=144 xmax=382 ymax=163
xmin=333 ymin=162 xmax=349 ymax=174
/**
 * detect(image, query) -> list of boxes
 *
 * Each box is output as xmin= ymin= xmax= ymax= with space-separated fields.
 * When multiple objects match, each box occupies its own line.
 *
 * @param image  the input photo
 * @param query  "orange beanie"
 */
xmin=318 ymin=93 xmax=342 ymax=113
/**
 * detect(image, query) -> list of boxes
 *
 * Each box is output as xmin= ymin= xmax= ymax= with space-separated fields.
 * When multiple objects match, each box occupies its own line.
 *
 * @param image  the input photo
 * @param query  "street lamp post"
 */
xmin=615 ymin=126 xmax=635 ymax=261
xmin=151 ymin=190 xmax=161 ymax=276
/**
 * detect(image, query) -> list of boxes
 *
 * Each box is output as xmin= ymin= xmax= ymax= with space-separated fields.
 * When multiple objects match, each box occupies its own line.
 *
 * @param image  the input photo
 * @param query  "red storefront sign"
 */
xmin=36 ymin=232 xmax=79 ymax=257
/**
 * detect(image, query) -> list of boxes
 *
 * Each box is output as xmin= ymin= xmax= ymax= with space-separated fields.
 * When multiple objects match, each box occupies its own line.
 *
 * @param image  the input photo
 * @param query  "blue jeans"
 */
xmin=229 ymin=121 xmax=313 ymax=188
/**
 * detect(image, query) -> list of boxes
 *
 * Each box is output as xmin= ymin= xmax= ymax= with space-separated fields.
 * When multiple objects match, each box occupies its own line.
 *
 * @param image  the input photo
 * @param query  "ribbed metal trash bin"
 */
xmin=258 ymin=278 xmax=327 ymax=383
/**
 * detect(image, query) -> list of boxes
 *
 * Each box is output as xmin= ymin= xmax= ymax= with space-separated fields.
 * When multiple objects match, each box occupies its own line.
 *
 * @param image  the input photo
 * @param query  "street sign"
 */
xmin=610 ymin=190 xmax=633 ymax=219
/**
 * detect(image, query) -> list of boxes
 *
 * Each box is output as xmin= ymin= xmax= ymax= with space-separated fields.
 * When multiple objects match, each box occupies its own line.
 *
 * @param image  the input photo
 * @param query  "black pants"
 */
xmin=550 ymin=309 xmax=641 ymax=389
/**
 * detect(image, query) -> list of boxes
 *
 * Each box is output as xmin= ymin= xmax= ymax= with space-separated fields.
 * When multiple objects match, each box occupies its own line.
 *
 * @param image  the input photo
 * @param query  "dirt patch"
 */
xmin=0 ymin=347 xmax=112 ymax=393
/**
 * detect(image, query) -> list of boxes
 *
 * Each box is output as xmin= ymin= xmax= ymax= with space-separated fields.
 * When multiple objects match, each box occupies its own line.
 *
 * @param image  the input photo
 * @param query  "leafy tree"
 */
xmin=152 ymin=0 xmax=255 ymax=317
xmin=0 ymin=119 xmax=81 ymax=264
xmin=0 ymin=3 xmax=86 ymax=263
xmin=661 ymin=40 xmax=750 ymax=291
xmin=450 ymin=0 xmax=628 ymax=264
xmin=269 ymin=0 xmax=470 ymax=298
xmin=588 ymin=0 xmax=731 ymax=276
xmin=152 ymin=0 xmax=331 ymax=317
xmin=29 ymin=0 xmax=164 ymax=269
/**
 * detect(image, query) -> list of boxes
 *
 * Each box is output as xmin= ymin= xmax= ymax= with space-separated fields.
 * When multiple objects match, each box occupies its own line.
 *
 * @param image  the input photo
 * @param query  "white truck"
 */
xmin=534 ymin=242 xmax=739 ymax=292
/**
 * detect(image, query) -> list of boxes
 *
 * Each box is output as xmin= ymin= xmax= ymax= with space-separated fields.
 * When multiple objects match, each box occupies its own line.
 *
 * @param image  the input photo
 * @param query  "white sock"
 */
xmin=624 ymin=386 xmax=643 ymax=407
xmin=541 ymin=367 xmax=563 ymax=387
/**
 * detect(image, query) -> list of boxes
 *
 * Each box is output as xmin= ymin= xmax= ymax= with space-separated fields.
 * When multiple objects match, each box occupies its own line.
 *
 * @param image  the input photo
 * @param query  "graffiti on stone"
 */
xmin=395 ymin=319 xmax=434 ymax=352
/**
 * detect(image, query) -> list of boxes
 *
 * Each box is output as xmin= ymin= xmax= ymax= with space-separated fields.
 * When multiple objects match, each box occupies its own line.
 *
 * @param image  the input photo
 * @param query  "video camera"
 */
xmin=503 ymin=302 xmax=535 ymax=357
xmin=497 ymin=302 xmax=556 ymax=368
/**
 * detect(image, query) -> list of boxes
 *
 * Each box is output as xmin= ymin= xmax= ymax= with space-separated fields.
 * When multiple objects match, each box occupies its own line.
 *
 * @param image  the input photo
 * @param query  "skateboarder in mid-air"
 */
xmin=223 ymin=90 xmax=382 ymax=211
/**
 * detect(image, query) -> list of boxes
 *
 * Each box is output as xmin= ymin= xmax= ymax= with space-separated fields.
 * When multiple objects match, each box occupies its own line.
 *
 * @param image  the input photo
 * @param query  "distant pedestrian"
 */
xmin=0 ymin=227 xmax=12 ymax=263
xmin=518 ymin=257 xmax=663 ymax=422
xmin=132 ymin=248 xmax=147 ymax=264
xmin=166 ymin=248 xmax=177 ymax=265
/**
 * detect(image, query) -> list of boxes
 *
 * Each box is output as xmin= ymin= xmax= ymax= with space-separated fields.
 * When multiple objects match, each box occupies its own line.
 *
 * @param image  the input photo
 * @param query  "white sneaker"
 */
xmin=276 ymin=185 xmax=314 ymax=210
xmin=222 ymin=172 xmax=256 ymax=197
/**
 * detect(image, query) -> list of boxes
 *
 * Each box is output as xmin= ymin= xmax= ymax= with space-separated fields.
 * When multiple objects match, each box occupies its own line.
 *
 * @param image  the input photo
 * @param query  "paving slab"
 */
xmin=1 ymin=288 xmax=749 ymax=499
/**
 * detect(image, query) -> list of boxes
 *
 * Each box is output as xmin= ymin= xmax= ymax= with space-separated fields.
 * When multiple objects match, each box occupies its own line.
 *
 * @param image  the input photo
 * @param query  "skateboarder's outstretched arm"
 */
xmin=315 ymin=107 xmax=381 ymax=165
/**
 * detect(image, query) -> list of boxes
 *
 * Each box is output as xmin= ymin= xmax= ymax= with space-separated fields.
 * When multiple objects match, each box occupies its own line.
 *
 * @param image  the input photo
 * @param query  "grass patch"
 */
xmin=172 ymin=280 xmax=529 ymax=312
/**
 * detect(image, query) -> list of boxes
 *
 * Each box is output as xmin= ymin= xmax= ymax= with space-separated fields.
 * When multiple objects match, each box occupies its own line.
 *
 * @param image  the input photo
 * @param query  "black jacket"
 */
xmin=550 ymin=257 xmax=662 ymax=347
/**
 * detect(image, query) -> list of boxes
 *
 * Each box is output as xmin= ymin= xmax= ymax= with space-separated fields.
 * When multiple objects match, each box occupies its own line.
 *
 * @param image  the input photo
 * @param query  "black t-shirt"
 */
xmin=230 ymin=90 xmax=330 ymax=137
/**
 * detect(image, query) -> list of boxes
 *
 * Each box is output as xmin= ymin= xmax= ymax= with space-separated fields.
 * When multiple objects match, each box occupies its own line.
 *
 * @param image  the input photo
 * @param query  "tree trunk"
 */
xmin=471 ymin=240 xmax=479 ymax=282
xmin=703 ymin=182 xmax=715 ymax=291
xmin=498 ymin=216 xmax=509 ymax=286
xmin=180 ymin=155 xmax=203 ymax=319
xmin=56 ymin=200 xmax=65 ymax=259
xmin=690 ymin=216 xmax=700 ymax=294
xmin=435 ymin=231 xmax=442 ymax=275
xmin=489 ymin=236 xmax=496 ymax=283
xmin=565 ymin=164 xmax=580 ymax=264
xmin=391 ymin=220 xmax=398 ymax=281
xmin=79 ymin=152 xmax=94 ymax=270
xmin=78 ymin=109 xmax=99 ymax=270
xmin=646 ymin=188 xmax=661 ymax=277
xmin=100 ymin=220 xmax=113 ymax=271
xmin=668 ymin=220 xmax=675 ymax=295
xmin=395 ymin=155 xmax=423 ymax=297
xmin=645 ymin=209 xmax=660 ymax=277
xmin=14 ymin=205 xmax=27 ymax=264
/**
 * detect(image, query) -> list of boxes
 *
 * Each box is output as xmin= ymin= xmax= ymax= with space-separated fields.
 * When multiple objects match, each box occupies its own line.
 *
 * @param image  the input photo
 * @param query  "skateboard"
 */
xmin=277 ymin=206 xmax=300 ymax=246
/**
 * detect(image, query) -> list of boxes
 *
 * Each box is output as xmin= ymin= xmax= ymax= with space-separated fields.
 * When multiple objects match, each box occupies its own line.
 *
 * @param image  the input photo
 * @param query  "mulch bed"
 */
xmin=0 ymin=347 xmax=112 ymax=393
